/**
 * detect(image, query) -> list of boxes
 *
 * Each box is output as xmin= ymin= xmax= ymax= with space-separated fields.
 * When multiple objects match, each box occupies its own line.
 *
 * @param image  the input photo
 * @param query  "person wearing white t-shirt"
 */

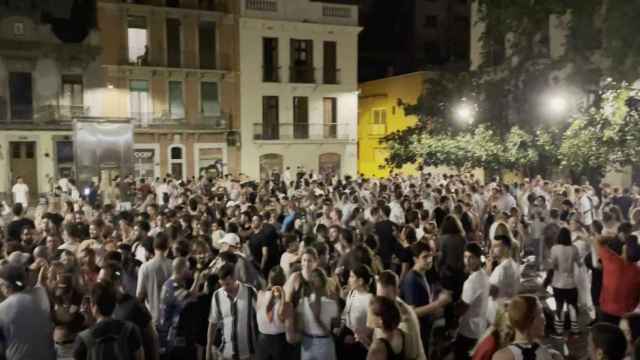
xmin=12 ymin=177 xmax=29 ymax=208
xmin=454 ymin=243 xmax=490 ymax=360
xmin=285 ymin=268 xmax=339 ymax=360
xmin=487 ymin=235 xmax=520 ymax=325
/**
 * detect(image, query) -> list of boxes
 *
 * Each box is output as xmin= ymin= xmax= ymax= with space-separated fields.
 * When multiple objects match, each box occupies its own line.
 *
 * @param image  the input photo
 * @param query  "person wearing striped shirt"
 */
xmin=206 ymin=263 xmax=258 ymax=360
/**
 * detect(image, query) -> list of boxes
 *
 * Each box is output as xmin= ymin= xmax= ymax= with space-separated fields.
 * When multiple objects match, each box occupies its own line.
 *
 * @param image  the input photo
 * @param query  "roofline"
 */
xmin=359 ymin=71 xmax=439 ymax=85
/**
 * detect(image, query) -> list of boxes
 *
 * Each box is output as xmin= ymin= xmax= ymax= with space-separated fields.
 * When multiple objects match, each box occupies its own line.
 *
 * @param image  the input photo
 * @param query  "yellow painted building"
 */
xmin=358 ymin=71 xmax=433 ymax=178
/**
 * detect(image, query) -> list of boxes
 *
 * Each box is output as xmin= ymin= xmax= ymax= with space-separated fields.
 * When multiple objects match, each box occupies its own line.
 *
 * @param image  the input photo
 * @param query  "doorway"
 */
xmin=9 ymin=141 xmax=38 ymax=198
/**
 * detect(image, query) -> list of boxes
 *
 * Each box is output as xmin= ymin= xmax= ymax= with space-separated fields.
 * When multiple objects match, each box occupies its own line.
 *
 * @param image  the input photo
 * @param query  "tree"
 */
xmin=381 ymin=0 xmax=640 ymax=182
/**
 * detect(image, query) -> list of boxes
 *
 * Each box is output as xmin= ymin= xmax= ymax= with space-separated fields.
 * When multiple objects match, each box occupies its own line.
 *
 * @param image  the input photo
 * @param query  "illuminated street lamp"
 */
xmin=542 ymin=90 xmax=572 ymax=119
xmin=454 ymin=100 xmax=476 ymax=124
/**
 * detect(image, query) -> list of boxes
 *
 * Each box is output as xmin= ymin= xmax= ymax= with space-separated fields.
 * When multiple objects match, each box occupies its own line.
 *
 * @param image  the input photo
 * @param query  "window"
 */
xmin=169 ymin=81 xmax=185 ymax=120
xmin=25 ymin=142 xmax=34 ymax=159
xmin=61 ymin=75 xmax=83 ymax=107
xmin=129 ymin=80 xmax=150 ymax=121
xmin=424 ymin=15 xmax=438 ymax=28
xmin=263 ymin=38 xmax=279 ymax=82
xmin=199 ymin=22 xmax=216 ymax=69
xmin=127 ymin=16 xmax=148 ymax=65
xmin=323 ymin=98 xmax=337 ymax=138
xmin=201 ymin=82 xmax=220 ymax=116
xmin=290 ymin=39 xmax=314 ymax=83
xmin=166 ymin=0 xmax=179 ymax=6
xmin=169 ymin=145 xmax=185 ymax=179
xmin=9 ymin=72 xmax=33 ymax=120
xmin=370 ymin=109 xmax=387 ymax=136
xmin=166 ymin=18 xmax=182 ymax=67
xmin=261 ymin=96 xmax=279 ymax=140
xmin=293 ymin=97 xmax=309 ymax=139
xmin=323 ymin=41 xmax=338 ymax=84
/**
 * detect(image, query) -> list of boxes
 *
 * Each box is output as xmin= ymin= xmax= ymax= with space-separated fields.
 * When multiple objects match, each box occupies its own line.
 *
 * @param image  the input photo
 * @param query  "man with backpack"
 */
xmin=73 ymin=282 xmax=144 ymax=360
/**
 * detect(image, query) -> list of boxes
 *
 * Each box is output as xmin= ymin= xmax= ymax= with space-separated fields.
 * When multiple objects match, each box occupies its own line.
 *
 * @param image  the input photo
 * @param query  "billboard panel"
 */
xmin=73 ymin=120 xmax=134 ymax=191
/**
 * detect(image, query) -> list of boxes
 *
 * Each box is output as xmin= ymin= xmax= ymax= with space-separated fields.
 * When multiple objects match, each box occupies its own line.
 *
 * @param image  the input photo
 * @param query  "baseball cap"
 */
xmin=0 ymin=264 xmax=26 ymax=291
xmin=220 ymin=233 xmax=240 ymax=248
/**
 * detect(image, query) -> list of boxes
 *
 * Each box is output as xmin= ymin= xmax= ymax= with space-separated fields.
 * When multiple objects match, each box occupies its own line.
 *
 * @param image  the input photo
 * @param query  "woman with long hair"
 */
xmin=285 ymin=268 xmax=339 ymax=360
xmin=338 ymin=264 xmax=374 ymax=360
xmin=492 ymin=295 xmax=558 ymax=360
xmin=547 ymin=227 xmax=582 ymax=336
xmin=438 ymin=215 xmax=467 ymax=332
xmin=367 ymin=296 xmax=406 ymax=360
xmin=256 ymin=266 xmax=290 ymax=360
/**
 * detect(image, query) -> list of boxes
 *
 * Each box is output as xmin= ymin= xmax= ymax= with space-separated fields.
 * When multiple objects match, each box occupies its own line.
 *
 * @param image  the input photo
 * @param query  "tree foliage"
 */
xmin=381 ymin=0 xmax=640 ymax=183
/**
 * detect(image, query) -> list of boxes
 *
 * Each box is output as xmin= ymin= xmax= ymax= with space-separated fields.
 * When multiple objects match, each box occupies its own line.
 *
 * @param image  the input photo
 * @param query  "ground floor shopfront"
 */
xmin=0 ymin=130 xmax=239 ymax=201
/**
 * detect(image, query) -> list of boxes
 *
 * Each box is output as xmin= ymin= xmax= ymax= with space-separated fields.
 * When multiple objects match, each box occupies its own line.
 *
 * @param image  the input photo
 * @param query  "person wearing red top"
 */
xmin=595 ymin=234 xmax=640 ymax=341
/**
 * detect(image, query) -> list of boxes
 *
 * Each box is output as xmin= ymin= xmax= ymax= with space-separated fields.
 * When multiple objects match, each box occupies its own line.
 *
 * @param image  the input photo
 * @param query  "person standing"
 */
xmin=73 ymin=282 xmax=144 ymax=360
xmin=11 ymin=177 xmax=29 ymax=208
xmin=453 ymin=243 xmax=490 ymax=360
xmin=401 ymin=242 xmax=451 ymax=356
xmin=487 ymin=235 xmax=520 ymax=324
xmin=0 ymin=263 xmax=56 ymax=360
xmin=137 ymin=232 xmax=173 ymax=326
xmin=206 ymin=263 xmax=258 ymax=360
xmin=546 ymin=228 xmax=582 ymax=336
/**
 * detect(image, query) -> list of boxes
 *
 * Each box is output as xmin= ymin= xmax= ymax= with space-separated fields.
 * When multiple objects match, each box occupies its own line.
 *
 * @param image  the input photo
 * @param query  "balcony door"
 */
xmin=293 ymin=97 xmax=308 ymax=139
xmin=129 ymin=80 xmax=150 ymax=121
xmin=262 ymin=96 xmax=279 ymax=140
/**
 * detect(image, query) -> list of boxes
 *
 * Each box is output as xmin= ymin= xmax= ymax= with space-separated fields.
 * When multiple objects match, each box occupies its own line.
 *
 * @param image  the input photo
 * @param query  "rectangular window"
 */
xmin=129 ymin=80 xmax=150 ymax=121
xmin=201 ymin=82 xmax=220 ymax=116
xmin=424 ymin=15 xmax=438 ymax=28
xmin=290 ymin=39 xmax=314 ymax=83
xmin=370 ymin=109 xmax=387 ymax=136
xmin=293 ymin=97 xmax=309 ymax=139
xmin=323 ymin=97 xmax=337 ymax=138
xmin=323 ymin=41 xmax=338 ymax=84
xmin=263 ymin=38 xmax=279 ymax=82
xmin=128 ymin=16 xmax=148 ymax=64
xmin=61 ymin=75 xmax=83 ymax=107
xmin=199 ymin=22 xmax=216 ymax=69
xmin=169 ymin=81 xmax=185 ymax=120
xmin=9 ymin=72 xmax=33 ymax=120
xmin=262 ymin=96 xmax=279 ymax=140
xmin=166 ymin=18 xmax=181 ymax=68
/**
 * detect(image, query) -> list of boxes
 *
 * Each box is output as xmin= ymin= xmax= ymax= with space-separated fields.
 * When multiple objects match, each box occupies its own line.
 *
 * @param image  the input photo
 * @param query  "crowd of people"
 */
xmin=0 ymin=168 xmax=639 ymax=360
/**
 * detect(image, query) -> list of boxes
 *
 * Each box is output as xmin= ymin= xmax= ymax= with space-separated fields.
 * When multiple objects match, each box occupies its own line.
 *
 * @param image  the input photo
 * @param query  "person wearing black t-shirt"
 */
xmin=73 ymin=282 xmax=144 ymax=360
xmin=248 ymin=214 xmax=280 ymax=276
xmin=98 ymin=261 xmax=158 ymax=360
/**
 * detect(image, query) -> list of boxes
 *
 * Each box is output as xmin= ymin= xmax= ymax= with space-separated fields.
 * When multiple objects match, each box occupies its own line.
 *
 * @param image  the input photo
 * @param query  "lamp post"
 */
xmin=453 ymin=100 xmax=476 ymax=124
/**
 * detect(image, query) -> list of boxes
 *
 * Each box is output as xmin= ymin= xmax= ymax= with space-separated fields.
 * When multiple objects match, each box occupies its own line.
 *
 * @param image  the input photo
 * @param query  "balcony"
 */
xmin=253 ymin=122 xmax=352 ymax=141
xmin=290 ymin=66 xmax=315 ymax=84
xmin=0 ymin=105 xmax=89 ymax=129
xmin=323 ymin=68 xmax=341 ymax=85
xmin=130 ymin=112 xmax=229 ymax=130
xmin=322 ymin=5 xmax=352 ymax=18
xmin=246 ymin=0 xmax=277 ymax=11
xmin=263 ymin=66 xmax=281 ymax=82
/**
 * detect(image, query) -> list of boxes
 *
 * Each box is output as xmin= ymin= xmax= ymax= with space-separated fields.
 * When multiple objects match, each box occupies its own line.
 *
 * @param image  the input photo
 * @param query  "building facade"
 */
xmin=358 ymin=72 xmax=427 ymax=178
xmin=98 ymin=0 xmax=240 ymax=182
xmin=0 ymin=1 xmax=102 ymax=199
xmin=237 ymin=0 xmax=361 ymax=180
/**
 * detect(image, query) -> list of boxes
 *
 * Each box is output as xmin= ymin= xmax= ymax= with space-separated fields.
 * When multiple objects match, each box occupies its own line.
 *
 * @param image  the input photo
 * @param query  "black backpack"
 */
xmin=79 ymin=320 xmax=134 ymax=360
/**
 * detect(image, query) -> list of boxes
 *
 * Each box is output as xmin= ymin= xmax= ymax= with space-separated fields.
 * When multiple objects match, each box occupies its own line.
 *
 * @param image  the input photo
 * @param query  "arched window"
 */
xmin=168 ymin=144 xmax=185 ymax=180
xmin=259 ymin=153 xmax=283 ymax=180
xmin=319 ymin=153 xmax=341 ymax=179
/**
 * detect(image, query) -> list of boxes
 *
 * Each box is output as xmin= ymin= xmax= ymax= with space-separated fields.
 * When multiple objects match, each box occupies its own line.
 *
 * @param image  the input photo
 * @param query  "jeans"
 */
xmin=301 ymin=335 xmax=336 ymax=360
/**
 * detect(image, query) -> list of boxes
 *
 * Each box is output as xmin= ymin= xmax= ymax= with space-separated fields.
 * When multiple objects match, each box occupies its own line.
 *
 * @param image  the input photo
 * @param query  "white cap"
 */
xmin=220 ymin=233 xmax=240 ymax=248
